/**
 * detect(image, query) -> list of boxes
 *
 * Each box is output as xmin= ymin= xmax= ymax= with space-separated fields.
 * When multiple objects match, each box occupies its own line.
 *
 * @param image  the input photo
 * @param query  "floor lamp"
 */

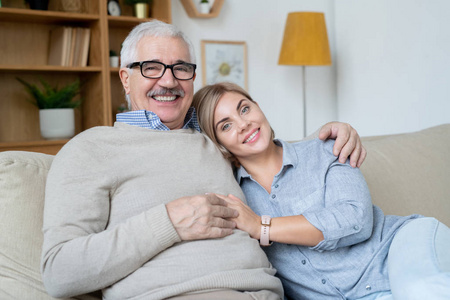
xmin=278 ymin=12 xmax=332 ymax=137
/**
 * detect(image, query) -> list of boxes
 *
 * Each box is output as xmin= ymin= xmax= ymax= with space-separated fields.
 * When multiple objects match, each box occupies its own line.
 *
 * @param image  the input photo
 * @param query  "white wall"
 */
xmin=335 ymin=0 xmax=450 ymax=136
xmin=172 ymin=0 xmax=337 ymax=141
xmin=172 ymin=0 xmax=450 ymax=139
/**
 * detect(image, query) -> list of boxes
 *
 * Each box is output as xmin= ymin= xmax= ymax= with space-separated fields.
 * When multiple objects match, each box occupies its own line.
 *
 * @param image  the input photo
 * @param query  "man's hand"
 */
xmin=216 ymin=194 xmax=261 ymax=240
xmin=166 ymin=194 xmax=238 ymax=241
xmin=319 ymin=122 xmax=367 ymax=168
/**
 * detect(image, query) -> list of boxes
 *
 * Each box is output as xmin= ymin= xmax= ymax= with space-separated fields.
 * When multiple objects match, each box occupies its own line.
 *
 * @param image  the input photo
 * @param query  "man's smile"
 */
xmin=153 ymin=95 xmax=177 ymax=102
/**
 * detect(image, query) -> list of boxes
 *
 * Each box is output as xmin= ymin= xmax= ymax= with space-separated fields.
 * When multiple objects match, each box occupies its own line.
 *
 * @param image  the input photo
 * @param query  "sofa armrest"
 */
xmin=0 ymin=151 xmax=101 ymax=300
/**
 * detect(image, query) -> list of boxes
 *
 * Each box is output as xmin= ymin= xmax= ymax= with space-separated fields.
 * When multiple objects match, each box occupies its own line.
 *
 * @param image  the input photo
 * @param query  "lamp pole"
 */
xmin=302 ymin=65 xmax=307 ymax=138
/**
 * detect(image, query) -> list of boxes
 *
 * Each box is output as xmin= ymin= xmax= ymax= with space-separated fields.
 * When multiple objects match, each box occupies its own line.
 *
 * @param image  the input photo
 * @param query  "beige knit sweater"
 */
xmin=41 ymin=123 xmax=283 ymax=300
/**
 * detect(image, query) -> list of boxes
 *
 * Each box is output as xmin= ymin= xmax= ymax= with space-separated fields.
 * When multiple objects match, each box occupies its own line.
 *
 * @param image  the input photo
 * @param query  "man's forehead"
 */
xmin=137 ymin=36 xmax=191 ymax=62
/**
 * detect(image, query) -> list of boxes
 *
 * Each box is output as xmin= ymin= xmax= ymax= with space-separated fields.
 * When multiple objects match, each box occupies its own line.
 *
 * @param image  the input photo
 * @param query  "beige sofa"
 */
xmin=1 ymin=124 xmax=449 ymax=299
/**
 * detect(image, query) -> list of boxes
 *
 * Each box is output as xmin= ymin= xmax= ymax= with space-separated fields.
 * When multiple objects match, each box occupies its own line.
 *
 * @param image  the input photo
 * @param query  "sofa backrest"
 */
xmin=0 ymin=123 xmax=448 ymax=298
xmin=360 ymin=123 xmax=450 ymax=226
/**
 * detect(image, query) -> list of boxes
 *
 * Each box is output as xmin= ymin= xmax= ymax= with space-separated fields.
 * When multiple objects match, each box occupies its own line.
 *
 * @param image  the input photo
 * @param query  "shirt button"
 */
xmin=366 ymin=285 xmax=371 ymax=291
xmin=353 ymin=225 xmax=360 ymax=231
xmin=274 ymin=184 xmax=279 ymax=188
xmin=322 ymin=279 xmax=326 ymax=284
xmin=301 ymin=260 xmax=306 ymax=265
xmin=272 ymin=194 xmax=276 ymax=199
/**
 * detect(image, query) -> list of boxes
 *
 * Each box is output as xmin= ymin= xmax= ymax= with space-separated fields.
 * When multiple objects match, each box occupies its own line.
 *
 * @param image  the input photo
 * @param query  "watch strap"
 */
xmin=260 ymin=215 xmax=272 ymax=246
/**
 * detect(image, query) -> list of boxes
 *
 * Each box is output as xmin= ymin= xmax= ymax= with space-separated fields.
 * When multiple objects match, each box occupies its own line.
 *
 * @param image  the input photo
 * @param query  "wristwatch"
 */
xmin=260 ymin=215 xmax=272 ymax=246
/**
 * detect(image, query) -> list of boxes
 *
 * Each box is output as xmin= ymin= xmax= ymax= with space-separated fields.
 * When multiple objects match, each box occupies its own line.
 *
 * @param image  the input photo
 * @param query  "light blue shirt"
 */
xmin=116 ymin=108 xmax=200 ymax=132
xmin=236 ymin=139 xmax=420 ymax=300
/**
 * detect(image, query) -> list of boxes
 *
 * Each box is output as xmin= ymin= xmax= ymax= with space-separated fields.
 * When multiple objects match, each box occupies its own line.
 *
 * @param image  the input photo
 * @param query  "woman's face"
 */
xmin=213 ymin=92 xmax=272 ymax=160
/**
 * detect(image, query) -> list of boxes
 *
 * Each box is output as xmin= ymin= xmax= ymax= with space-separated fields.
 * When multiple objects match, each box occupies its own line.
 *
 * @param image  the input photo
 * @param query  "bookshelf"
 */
xmin=0 ymin=0 xmax=171 ymax=155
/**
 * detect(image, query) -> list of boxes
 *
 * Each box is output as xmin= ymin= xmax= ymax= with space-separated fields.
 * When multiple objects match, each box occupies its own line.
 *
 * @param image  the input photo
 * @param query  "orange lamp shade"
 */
xmin=278 ymin=12 xmax=332 ymax=66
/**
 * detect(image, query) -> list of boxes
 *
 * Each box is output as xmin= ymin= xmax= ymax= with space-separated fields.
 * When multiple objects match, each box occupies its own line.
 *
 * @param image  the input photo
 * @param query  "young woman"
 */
xmin=193 ymin=82 xmax=450 ymax=300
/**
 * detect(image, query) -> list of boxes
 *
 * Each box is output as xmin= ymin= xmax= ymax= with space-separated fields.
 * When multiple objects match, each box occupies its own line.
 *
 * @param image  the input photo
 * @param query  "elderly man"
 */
xmin=41 ymin=20 xmax=366 ymax=300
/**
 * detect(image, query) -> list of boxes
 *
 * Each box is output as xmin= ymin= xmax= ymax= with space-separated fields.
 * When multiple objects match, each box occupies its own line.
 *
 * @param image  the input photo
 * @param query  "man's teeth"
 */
xmin=244 ymin=130 xmax=259 ymax=143
xmin=154 ymin=95 xmax=176 ymax=102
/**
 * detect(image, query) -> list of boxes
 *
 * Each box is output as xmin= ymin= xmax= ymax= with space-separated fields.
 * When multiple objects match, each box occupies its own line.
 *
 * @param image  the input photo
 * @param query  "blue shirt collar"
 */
xmin=116 ymin=107 xmax=201 ymax=132
xmin=235 ymin=139 xmax=298 ymax=183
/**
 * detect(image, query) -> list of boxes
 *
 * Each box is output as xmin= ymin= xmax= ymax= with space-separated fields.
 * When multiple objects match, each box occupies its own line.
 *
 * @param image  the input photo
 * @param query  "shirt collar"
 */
xmin=235 ymin=139 xmax=299 ymax=183
xmin=116 ymin=107 xmax=201 ymax=132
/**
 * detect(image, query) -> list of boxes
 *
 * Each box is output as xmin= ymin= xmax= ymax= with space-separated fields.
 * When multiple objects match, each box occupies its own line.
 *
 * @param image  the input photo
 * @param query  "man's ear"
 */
xmin=192 ymin=73 xmax=197 ymax=81
xmin=119 ymin=68 xmax=131 ymax=94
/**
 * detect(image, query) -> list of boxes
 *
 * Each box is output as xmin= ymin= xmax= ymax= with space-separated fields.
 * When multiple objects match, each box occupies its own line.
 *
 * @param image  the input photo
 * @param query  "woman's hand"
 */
xmin=216 ymin=193 xmax=261 ymax=240
xmin=216 ymin=194 xmax=324 ymax=246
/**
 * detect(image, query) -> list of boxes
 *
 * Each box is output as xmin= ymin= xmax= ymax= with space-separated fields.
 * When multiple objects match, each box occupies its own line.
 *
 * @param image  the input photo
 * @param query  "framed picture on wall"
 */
xmin=201 ymin=40 xmax=248 ymax=90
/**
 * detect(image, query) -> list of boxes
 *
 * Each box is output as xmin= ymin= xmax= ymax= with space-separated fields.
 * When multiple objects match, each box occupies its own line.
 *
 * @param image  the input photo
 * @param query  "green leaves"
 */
xmin=16 ymin=77 xmax=82 ymax=109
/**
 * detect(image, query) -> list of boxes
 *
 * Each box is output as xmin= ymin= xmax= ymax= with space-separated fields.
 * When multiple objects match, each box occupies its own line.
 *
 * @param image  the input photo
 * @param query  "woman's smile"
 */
xmin=244 ymin=128 xmax=260 ymax=144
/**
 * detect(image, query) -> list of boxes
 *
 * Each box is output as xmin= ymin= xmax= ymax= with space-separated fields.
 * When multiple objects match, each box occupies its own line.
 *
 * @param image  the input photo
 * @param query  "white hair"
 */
xmin=120 ymin=20 xmax=196 ymax=68
xmin=120 ymin=20 xmax=196 ymax=109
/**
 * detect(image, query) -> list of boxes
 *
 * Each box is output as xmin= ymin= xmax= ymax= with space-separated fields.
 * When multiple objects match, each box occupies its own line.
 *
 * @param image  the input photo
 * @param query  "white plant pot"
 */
xmin=39 ymin=108 xmax=75 ymax=139
xmin=199 ymin=2 xmax=210 ymax=14
xmin=110 ymin=56 xmax=119 ymax=67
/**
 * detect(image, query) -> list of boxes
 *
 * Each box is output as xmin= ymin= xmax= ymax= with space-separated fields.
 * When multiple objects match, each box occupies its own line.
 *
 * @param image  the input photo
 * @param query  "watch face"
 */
xmin=108 ymin=0 xmax=121 ymax=16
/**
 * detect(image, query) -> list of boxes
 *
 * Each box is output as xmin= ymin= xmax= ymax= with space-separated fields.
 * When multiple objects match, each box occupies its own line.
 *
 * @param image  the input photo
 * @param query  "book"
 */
xmin=72 ymin=27 xmax=84 ymax=67
xmin=47 ymin=26 xmax=70 ymax=66
xmin=79 ymin=28 xmax=91 ymax=67
xmin=67 ymin=27 xmax=78 ymax=67
xmin=48 ymin=26 xmax=91 ymax=67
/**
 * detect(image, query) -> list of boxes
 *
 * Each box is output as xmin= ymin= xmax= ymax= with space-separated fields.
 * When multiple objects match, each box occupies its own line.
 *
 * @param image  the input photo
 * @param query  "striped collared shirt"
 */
xmin=116 ymin=108 xmax=201 ymax=132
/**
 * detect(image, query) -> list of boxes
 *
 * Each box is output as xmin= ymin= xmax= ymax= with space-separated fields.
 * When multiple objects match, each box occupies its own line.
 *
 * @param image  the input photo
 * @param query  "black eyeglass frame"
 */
xmin=126 ymin=61 xmax=197 ymax=81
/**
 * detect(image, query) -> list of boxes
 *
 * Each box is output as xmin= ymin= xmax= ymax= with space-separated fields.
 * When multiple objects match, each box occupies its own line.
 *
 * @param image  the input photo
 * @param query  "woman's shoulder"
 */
xmin=288 ymin=138 xmax=336 ymax=158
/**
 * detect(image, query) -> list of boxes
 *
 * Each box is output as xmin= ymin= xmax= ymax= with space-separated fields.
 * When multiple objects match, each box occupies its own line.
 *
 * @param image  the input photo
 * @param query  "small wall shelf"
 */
xmin=180 ymin=0 xmax=224 ymax=19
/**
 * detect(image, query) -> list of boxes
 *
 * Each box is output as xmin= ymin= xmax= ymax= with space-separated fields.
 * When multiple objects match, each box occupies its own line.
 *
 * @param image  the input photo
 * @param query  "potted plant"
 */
xmin=24 ymin=0 xmax=49 ymax=10
xmin=109 ymin=50 xmax=119 ymax=67
xmin=199 ymin=0 xmax=210 ymax=14
xmin=125 ymin=0 xmax=153 ymax=19
xmin=17 ymin=77 xmax=82 ymax=140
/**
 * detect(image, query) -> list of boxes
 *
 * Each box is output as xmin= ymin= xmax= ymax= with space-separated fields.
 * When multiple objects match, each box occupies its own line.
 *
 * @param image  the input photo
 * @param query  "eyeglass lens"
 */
xmin=141 ymin=62 xmax=195 ymax=80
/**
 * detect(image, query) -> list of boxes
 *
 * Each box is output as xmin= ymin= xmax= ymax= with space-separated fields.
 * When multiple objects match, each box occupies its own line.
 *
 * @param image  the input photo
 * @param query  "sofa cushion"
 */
xmin=0 ymin=151 xmax=101 ymax=300
xmin=0 ymin=151 xmax=55 ymax=299
xmin=360 ymin=124 xmax=450 ymax=226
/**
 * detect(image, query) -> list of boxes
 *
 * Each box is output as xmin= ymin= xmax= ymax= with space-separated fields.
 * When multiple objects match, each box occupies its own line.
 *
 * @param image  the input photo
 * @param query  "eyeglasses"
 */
xmin=126 ymin=61 xmax=196 ymax=80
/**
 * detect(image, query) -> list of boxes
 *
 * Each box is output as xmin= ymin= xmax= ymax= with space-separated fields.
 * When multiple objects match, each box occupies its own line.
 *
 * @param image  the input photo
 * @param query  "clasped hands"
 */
xmin=166 ymin=193 xmax=260 ymax=241
xmin=166 ymin=193 xmax=239 ymax=240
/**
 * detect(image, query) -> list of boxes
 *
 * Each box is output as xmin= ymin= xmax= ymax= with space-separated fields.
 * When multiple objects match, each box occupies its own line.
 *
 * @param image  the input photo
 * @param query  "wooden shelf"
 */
xmin=108 ymin=15 xmax=153 ymax=27
xmin=0 ymin=65 xmax=102 ymax=73
xmin=180 ymin=0 xmax=224 ymax=19
xmin=0 ymin=139 xmax=70 ymax=155
xmin=0 ymin=0 xmax=171 ymax=154
xmin=0 ymin=7 xmax=99 ymax=23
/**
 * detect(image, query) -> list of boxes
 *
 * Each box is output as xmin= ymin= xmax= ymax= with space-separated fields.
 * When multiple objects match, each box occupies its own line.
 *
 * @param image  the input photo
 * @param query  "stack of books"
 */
xmin=47 ymin=26 xmax=91 ymax=67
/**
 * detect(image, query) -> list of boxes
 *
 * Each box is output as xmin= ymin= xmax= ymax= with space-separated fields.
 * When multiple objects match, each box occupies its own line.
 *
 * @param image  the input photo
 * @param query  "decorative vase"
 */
xmin=133 ymin=3 xmax=149 ymax=19
xmin=27 ymin=0 xmax=49 ymax=10
xmin=39 ymin=108 xmax=75 ymax=139
xmin=60 ymin=0 xmax=83 ymax=13
xmin=199 ymin=1 xmax=210 ymax=14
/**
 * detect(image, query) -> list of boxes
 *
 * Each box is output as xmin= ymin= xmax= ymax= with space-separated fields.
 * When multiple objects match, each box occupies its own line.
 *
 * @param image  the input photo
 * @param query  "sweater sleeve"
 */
xmin=302 ymin=141 xmax=373 ymax=252
xmin=40 ymin=133 xmax=181 ymax=298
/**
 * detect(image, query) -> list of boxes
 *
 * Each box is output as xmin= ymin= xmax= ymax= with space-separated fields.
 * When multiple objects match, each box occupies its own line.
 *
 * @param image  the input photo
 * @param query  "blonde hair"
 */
xmin=193 ymin=82 xmax=274 ymax=166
